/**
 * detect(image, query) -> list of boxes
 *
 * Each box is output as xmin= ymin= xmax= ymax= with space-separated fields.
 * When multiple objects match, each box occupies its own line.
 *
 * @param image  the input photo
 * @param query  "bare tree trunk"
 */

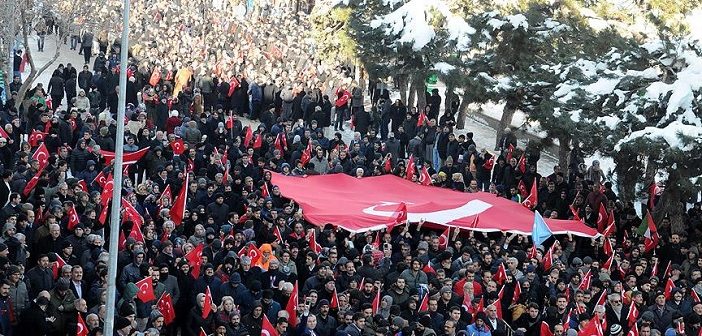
xmin=14 ymin=8 xmax=64 ymax=111
xmin=495 ymin=104 xmax=516 ymax=150
xmin=407 ymin=75 xmax=417 ymax=109
xmin=655 ymin=170 xmax=685 ymax=235
xmin=395 ymin=74 xmax=408 ymax=103
xmin=557 ymin=135 xmax=571 ymax=171
xmin=415 ymin=75 xmax=426 ymax=110
xmin=456 ymin=91 xmax=471 ymax=129
xmin=444 ymin=84 xmax=457 ymax=117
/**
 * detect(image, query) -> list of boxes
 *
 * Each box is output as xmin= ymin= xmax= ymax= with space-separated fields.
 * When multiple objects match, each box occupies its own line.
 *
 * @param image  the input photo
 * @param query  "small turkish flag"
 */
xmin=28 ymin=130 xmax=47 ymax=147
xmin=513 ymin=281 xmax=522 ymax=305
xmin=170 ymin=138 xmax=185 ymax=155
xmin=419 ymin=165 xmax=432 ymax=186
xmin=285 ymin=281 xmax=299 ymax=328
xmin=309 ymin=231 xmax=322 ymax=254
xmin=52 ymin=254 xmax=66 ymax=279
xmin=438 ymin=227 xmax=450 ymax=250
xmin=243 ymin=126 xmax=253 ymax=147
xmin=664 ymin=278 xmax=675 ymax=300
xmin=67 ymin=204 xmax=80 ymax=230
xmin=262 ymin=314 xmax=280 ymax=336
xmin=493 ymin=263 xmax=507 ymax=285
xmin=171 ymin=174 xmax=189 ymax=226
xmin=371 ymin=287 xmax=381 ymax=315
xmin=202 ymin=286 xmax=213 ymax=318
xmin=596 ymin=203 xmax=608 ymax=233
xmin=253 ymin=133 xmax=263 ymax=149
xmin=518 ymin=153 xmax=526 ymax=173
xmin=330 ymin=288 xmax=339 ymax=309
xmin=32 ymin=143 xmax=50 ymax=170
xmin=416 ymin=112 xmax=427 ymax=127
xmin=521 ymin=177 xmax=538 ymax=209
xmin=23 ymin=168 xmax=43 ymax=197
xmin=157 ymin=292 xmax=176 ymax=325
xmin=540 ymin=321 xmax=554 ymax=336
xmin=136 ymin=277 xmax=156 ymax=302
xmin=76 ymin=312 xmax=88 ymax=336
xmin=389 ymin=202 xmax=408 ymax=232
xmin=185 ymin=244 xmax=204 ymax=279
xmin=405 ymin=155 xmax=415 ymax=181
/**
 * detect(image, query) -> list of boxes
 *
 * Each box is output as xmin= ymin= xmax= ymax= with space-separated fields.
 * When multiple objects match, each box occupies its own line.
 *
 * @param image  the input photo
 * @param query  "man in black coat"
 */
xmin=25 ymin=254 xmax=55 ymax=298
xmin=353 ymin=109 xmax=371 ymax=137
xmin=19 ymin=296 xmax=54 ymax=336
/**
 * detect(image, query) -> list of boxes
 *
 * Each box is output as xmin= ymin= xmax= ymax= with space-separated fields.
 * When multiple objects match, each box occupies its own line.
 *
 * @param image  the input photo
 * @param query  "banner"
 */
xmin=271 ymin=173 xmax=598 ymax=237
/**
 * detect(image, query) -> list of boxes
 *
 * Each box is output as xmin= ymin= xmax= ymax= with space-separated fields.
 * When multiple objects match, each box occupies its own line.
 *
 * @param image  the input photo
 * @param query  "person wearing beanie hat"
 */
xmin=467 ymin=311 xmax=490 ymax=335
xmin=114 ymin=316 xmax=132 ymax=335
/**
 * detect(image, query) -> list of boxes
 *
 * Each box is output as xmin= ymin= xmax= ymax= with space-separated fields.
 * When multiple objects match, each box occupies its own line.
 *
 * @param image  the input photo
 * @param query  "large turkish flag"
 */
xmin=270 ymin=173 xmax=598 ymax=237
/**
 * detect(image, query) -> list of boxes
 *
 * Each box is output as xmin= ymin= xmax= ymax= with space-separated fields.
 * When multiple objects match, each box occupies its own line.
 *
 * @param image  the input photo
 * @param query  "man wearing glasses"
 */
xmin=605 ymin=292 xmax=630 ymax=335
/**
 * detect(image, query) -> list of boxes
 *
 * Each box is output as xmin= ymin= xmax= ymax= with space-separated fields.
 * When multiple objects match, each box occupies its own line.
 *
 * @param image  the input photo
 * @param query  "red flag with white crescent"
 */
xmin=261 ymin=183 xmax=270 ymax=198
xmin=627 ymin=301 xmax=639 ymax=328
xmin=518 ymin=153 xmax=526 ymax=173
xmin=202 ymin=286 xmax=213 ymax=318
xmin=416 ymin=112 xmax=427 ymax=127
xmin=521 ymin=177 xmax=537 ymax=209
xmin=76 ymin=312 xmax=88 ymax=336
xmin=32 ymin=143 xmax=50 ymax=170
xmin=493 ymin=263 xmax=507 ymax=285
xmin=309 ymin=230 xmax=322 ymax=254
xmin=52 ymin=254 xmax=67 ymax=279
xmin=405 ymin=155 xmax=415 ymax=181
xmin=170 ymin=138 xmax=185 ymax=155
xmin=121 ymin=198 xmax=144 ymax=228
xmin=512 ymin=281 xmax=522 ymax=305
xmin=100 ymin=147 xmax=149 ymax=165
xmin=28 ymin=130 xmax=47 ymax=147
xmin=157 ymin=292 xmax=176 ymax=325
xmin=285 ymin=281 xmax=299 ymax=328
xmin=371 ymin=287 xmax=381 ymax=315
xmin=243 ymin=126 xmax=253 ymax=147
xmin=419 ymin=165 xmax=432 ymax=186
xmin=23 ymin=168 xmax=43 ymax=197
xmin=77 ymin=180 xmax=88 ymax=193
xmin=253 ymin=133 xmax=263 ymax=149
xmin=262 ymin=314 xmax=280 ymax=336
xmin=438 ymin=227 xmax=450 ymax=250
xmin=92 ymin=170 xmax=107 ymax=187
xmin=171 ymin=174 xmax=189 ymax=226
xmin=517 ymin=179 xmax=528 ymax=198
xmin=540 ymin=321 xmax=554 ymax=336
xmin=67 ymin=204 xmax=80 ymax=230
xmin=135 ymin=276 xmax=156 ymax=302
xmin=185 ymin=244 xmax=204 ymax=279
xmin=597 ymin=203 xmax=608 ymax=233
xmin=128 ymin=226 xmax=145 ymax=244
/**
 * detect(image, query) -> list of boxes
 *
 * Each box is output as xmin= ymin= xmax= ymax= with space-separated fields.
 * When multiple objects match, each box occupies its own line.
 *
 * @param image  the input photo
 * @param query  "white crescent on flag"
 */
xmin=362 ymin=200 xmax=492 ymax=224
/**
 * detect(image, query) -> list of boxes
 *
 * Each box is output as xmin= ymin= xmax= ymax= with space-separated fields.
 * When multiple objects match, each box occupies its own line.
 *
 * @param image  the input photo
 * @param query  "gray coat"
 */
xmin=9 ymin=281 xmax=29 ymax=319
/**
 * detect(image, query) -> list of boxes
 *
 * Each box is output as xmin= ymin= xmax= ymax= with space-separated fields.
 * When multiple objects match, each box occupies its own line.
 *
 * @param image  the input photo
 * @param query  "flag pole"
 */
xmin=104 ymin=0 xmax=130 ymax=334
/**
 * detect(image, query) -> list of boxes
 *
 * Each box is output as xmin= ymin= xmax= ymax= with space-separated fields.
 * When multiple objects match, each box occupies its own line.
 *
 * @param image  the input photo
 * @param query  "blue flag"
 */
xmin=532 ymin=210 xmax=553 ymax=247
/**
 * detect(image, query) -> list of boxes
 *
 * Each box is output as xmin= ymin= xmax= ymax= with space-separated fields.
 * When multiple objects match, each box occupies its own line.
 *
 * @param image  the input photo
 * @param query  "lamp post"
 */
xmin=103 ymin=0 xmax=129 ymax=333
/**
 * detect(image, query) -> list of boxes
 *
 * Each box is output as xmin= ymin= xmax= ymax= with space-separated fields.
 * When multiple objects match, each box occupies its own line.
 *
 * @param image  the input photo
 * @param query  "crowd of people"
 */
xmin=1 ymin=3 xmax=702 ymax=336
